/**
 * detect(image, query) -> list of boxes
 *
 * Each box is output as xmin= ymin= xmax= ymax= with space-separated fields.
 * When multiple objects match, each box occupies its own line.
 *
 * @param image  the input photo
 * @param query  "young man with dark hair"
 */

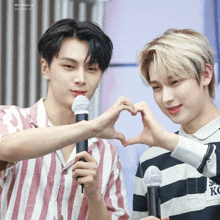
xmin=125 ymin=29 xmax=220 ymax=220
xmin=0 ymin=19 xmax=132 ymax=220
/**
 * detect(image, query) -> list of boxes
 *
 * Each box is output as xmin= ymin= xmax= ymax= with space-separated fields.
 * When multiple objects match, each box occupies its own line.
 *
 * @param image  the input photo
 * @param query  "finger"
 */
xmin=72 ymin=161 xmax=97 ymax=172
xmin=116 ymin=96 xmax=135 ymax=112
xmin=75 ymin=151 xmax=97 ymax=164
xmin=134 ymin=102 xmax=155 ymax=118
xmin=113 ymin=132 xmax=125 ymax=145
xmin=132 ymin=104 xmax=145 ymax=116
xmin=72 ymin=168 xmax=96 ymax=180
xmin=118 ymin=105 xmax=136 ymax=115
xmin=134 ymin=102 xmax=147 ymax=112
xmin=74 ymin=175 xmax=96 ymax=185
xmin=124 ymin=136 xmax=142 ymax=147
xmin=116 ymin=96 xmax=130 ymax=105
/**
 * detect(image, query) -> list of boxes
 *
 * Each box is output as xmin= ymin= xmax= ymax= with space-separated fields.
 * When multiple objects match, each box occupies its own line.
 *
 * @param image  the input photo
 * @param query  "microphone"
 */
xmin=72 ymin=95 xmax=91 ymax=192
xmin=72 ymin=95 xmax=91 ymax=154
xmin=144 ymin=165 xmax=162 ymax=218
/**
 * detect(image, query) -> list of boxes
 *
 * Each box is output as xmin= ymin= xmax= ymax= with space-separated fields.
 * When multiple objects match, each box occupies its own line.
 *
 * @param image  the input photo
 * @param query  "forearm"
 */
xmin=88 ymin=191 xmax=111 ymax=220
xmin=0 ymin=120 xmax=97 ymax=162
xmin=157 ymin=132 xmax=180 ymax=152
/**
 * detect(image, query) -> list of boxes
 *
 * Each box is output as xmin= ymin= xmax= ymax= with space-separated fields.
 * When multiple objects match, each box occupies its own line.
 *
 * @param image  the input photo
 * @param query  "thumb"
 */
xmin=113 ymin=132 xmax=126 ymax=145
xmin=124 ymin=136 xmax=142 ymax=147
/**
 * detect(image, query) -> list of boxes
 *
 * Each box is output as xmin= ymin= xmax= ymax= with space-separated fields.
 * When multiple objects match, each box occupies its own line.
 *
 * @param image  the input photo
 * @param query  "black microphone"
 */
xmin=144 ymin=165 xmax=162 ymax=218
xmin=72 ymin=95 xmax=91 ymax=192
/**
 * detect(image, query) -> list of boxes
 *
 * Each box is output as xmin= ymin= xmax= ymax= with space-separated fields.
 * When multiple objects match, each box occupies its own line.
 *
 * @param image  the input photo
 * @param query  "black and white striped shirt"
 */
xmin=131 ymin=116 xmax=220 ymax=220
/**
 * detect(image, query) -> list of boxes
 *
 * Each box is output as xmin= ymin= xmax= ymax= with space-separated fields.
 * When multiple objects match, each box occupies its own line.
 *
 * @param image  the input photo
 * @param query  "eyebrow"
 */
xmin=60 ymin=57 xmax=78 ymax=63
xmin=149 ymin=80 xmax=158 ymax=85
xmin=149 ymin=76 xmax=175 ymax=85
xmin=60 ymin=57 xmax=97 ymax=66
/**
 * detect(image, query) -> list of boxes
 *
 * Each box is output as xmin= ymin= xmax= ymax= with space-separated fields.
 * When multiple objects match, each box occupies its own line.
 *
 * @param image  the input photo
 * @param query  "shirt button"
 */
xmin=62 ymin=169 xmax=68 ymax=175
xmin=60 ymin=215 xmax=64 ymax=220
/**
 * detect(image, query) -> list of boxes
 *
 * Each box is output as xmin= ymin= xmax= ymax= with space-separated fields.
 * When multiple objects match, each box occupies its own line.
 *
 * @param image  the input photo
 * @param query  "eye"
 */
xmin=152 ymin=86 xmax=161 ymax=91
xmin=88 ymin=67 xmax=97 ymax=71
xmin=63 ymin=64 xmax=74 ymax=70
xmin=88 ymin=66 xmax=99 ymax=72
xmin=171 ymin=80 xmax=181 ymax=86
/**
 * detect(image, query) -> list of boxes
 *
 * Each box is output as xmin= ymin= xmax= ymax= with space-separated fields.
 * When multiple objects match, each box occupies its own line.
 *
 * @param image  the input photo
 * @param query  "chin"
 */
xmin=167 ymin=115 xmax=185 ymax=125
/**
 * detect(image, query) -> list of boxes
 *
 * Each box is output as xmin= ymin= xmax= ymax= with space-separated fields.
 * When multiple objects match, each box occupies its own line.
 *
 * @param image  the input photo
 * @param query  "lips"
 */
xmin=167 ymin=105 xmax=182 ymax=114
xmin=71 ymin=90 xmax=86 ymax=97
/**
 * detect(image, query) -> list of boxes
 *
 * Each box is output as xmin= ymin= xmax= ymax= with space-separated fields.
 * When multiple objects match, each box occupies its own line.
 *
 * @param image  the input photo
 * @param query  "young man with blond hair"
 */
xmin=126 ymin=29 xmax=220 ymax=219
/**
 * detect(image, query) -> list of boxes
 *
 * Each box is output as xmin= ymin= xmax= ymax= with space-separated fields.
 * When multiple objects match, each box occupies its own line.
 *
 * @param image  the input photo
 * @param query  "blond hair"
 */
xmin=140 ymin=29 xmax=216 ymax=98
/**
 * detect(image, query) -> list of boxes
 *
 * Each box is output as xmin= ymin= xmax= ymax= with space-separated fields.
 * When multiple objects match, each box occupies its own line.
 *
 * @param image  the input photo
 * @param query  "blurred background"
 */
xmin=0 ymin=0 xmax=220 ymax=211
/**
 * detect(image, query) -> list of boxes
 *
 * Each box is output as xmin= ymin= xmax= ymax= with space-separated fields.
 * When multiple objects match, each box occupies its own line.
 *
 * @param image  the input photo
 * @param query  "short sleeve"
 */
xmin=0 ymin=106 xmax=22 ymax=171
xmin=0 ymin=106 xmax=23 ymax=138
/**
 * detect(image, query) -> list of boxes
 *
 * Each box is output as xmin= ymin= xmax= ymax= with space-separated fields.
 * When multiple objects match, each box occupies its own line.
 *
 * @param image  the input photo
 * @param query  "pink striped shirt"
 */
xmin=0 ymin=99 xmax=130 ymax=220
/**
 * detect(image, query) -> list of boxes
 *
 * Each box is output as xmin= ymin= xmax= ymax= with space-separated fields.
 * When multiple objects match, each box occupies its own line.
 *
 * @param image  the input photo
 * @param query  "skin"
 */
xmin=149 ymin=63 xmax=220 ymax=134
xmin=125 ymin=62 xmax=220 ymax=150
xmin=0 ymin=38 xmax=135 ymax=220
xmin=42 ymin=38 xmax=103 ymax=126
xmin=124 ymin=62 xmax=220 ymax=219
xmin=41 ymin=38 xmax=103 ymax=163
xmin=141 ymin=217 xmax=169 ymax=220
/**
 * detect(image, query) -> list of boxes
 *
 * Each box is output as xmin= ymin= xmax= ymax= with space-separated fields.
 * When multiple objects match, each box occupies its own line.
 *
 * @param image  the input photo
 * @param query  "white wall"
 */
xmin=101 ymin=0 xmax=205 ymax=210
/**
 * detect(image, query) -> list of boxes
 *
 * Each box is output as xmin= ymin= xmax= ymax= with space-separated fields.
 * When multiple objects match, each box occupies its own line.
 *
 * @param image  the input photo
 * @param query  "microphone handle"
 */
xmin=76 ymin=114 xmax=88 ymax=123
xmin=147 ymin=186 xmax=161 ymax=218
xmin=76 ymin=140 xmax=88 ymax=158
xmin=76 ymin=114 xmax=88 ymax=154
xmin=76 ymin=114 xmax=88 ymax=193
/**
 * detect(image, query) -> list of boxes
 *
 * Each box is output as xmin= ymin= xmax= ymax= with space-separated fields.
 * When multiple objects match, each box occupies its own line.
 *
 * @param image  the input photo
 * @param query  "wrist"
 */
xmin=80 ymin=120 xmax=98 ymax=138
xmin=89 ymin=118 xmax=103 ymax=136
xmin=159 ymin=133 xmax=180 ymax=152
xmin=87 ymin=188 xmax=102 ymax=203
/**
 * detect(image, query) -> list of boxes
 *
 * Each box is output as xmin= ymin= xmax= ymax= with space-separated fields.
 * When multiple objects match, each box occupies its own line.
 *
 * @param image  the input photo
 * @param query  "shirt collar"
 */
xmin=29 ymin=98 xmax=50 ymax=128
xmin=179 ymin=116 xmax=220 ymax=140
xmin=30 ymin=98 xmax=98 ymax=145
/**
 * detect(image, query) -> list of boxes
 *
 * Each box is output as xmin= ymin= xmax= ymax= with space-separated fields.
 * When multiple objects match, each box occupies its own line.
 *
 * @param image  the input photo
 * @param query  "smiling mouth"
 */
xmin=167 ymin=105 xmax=182 ymax=114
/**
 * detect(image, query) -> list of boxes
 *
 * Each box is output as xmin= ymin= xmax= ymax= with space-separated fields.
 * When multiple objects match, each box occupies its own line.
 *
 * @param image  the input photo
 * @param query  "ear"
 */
xmin=201 ymin=63 xmax=213 ymax=86
xmin=41 ymin=58 xmax=50 ymax=82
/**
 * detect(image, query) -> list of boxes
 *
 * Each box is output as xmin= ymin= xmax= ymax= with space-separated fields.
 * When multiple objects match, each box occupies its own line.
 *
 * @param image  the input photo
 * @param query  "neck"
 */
xmin=43 ymin=97 xmax=76 ymax=126
xmin=182 ymin=98 xmax=220 ymax=134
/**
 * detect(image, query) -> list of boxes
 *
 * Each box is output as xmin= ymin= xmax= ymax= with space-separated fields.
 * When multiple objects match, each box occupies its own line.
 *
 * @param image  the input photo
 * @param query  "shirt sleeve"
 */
xmin=171 ymin=136 xmax=220 ymax=183
xmin=103 ymin=145 xmax=130 ymax=220
xmin=0 ymin=106 xmax=23 ymax=171
xmin=0 ymin=106 xmax=23 ymax=137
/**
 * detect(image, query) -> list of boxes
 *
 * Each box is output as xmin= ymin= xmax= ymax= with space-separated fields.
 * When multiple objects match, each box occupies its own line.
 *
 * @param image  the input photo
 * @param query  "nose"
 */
xmin=162 ymin=86 xmax=174 ymax=103
xmin=74 ymin=68 xmax=86 ymax=85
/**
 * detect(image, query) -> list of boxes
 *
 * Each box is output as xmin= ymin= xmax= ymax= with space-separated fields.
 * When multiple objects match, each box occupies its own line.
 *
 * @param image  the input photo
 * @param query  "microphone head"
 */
xmin=144 ymin=165 xmax=162 ymax=187
xmin=72 ymin=95 xmax=91 ymax=115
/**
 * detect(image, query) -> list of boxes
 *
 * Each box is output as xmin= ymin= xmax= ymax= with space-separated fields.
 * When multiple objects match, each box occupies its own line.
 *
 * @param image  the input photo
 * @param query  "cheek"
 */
xmin=154 ymin=93 xmax=162 ymax=107
xmin=185 ymin=86 xmax=202 ymax=103
xmin=89 ymin=75 xmax=102 ymax=88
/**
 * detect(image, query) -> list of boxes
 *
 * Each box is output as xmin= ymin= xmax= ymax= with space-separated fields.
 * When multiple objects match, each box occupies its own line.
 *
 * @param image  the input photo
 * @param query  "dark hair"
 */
xmin=38 ymin=18 xmax=113 ymax=72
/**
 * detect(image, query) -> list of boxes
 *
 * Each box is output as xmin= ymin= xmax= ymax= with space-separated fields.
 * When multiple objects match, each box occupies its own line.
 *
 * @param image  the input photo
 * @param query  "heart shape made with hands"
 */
xmin=115 ymin=110 xmax=143 ymax=144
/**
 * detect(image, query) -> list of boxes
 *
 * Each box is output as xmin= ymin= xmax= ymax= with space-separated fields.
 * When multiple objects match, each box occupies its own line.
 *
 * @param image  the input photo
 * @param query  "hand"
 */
xmin=72 ymin=151 xmax=100 ymax=199
xmin=141 ymin=217 xmax=169 ymax=220
xmin=124 ymin=102 xmax=169 ymax=147
xmin=92 ymin=96 xmax=135 ymax=145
